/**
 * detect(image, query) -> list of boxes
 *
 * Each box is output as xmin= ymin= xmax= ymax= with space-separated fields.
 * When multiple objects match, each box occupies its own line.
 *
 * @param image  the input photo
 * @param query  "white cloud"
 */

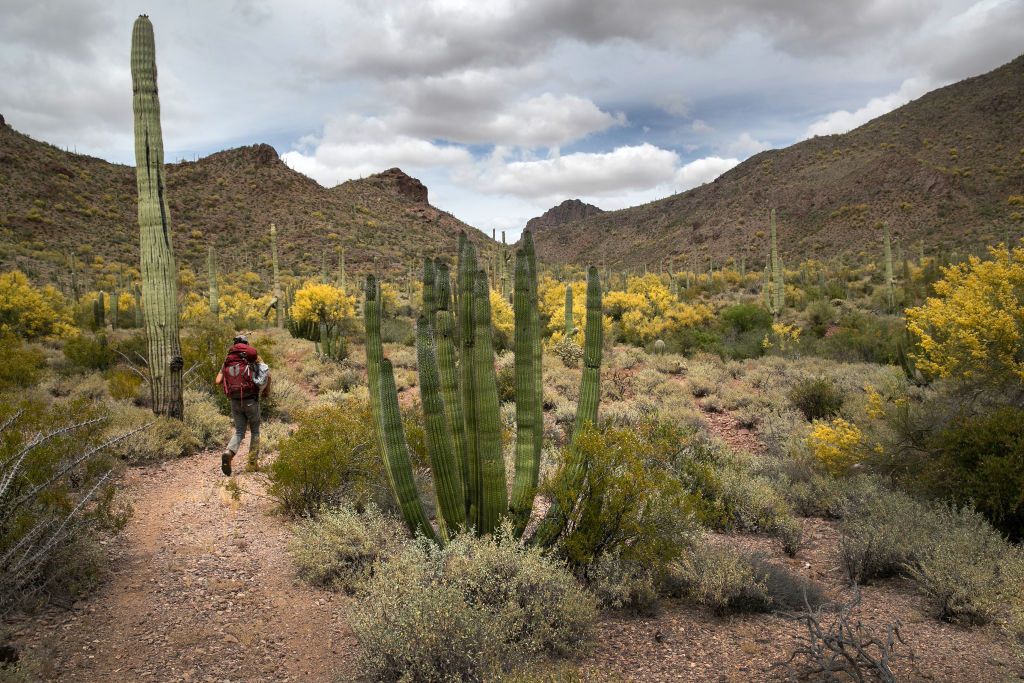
xmin=804 ymin=77 xmax=934 ymax=138
xmin=691 ymin=119 xmax=714 ymax=134
xmin=674 ymin=156 xmax=740 ymax=190
xmin=724 ymin=131 xmax=771 ymax=157
xmin=392 ymin=91 xmax=625 ymax=147
xmin=470 ymin=143 xmax=681 ymax=200
xmin=280 ymin=115 xmax=473 ymax=186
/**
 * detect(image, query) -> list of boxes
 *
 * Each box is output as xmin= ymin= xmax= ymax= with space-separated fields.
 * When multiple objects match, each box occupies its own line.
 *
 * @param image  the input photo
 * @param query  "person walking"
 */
xmin=215 ymin=335 xmax=270 ymax=476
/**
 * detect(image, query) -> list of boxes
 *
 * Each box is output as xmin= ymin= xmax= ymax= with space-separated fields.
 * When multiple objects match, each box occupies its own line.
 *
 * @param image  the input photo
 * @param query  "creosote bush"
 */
xmin=350 ymin=526 xmax=597 ymax=682
xmin=788 ymin=377 xmax=844 ymax=421
xmin=290 ymin=504 xmax=404 ymax=594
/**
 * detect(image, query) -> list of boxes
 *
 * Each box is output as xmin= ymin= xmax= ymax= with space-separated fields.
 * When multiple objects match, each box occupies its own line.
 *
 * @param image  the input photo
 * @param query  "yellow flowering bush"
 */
xmin=290 ymin=282 xmax=356 ymax=325
xmin=604 ymin=274 xmax=711 ymax=345
xmin=807 ymin=418 xmax=865 ymax=475
xmin=379 ymin=282 xmax=401 ymax=315
xmin=762 ymin=322 xmax=801 ymax=354
xmin=490 ymin=289 xmax=514 ymax=350
xmin=864 ymin=384 xmax=886 ymax=420
xmin=538 ymin=276 xmax=613 ymax=347
xmin=0 ymin=270 xmax=75 ymax=339
xmin=906 ymin=245 xmax=1024 ymax=385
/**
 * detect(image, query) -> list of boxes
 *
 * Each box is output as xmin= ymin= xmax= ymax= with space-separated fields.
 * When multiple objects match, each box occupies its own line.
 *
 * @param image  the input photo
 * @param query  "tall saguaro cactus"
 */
xmin=131 ymin=15 xmax=183 ymax=419
xmin=207 ymin=244 xmax=219 ymax=316
xmin=270 ymin=223 xmax=283 ymax=328
xmin=564 ymin=283 xmax=574 ymax=336
xmin=883 ymin=224 xmax=895 ymax=312
xmin=769 ymin=208 xmax=785 ymax=315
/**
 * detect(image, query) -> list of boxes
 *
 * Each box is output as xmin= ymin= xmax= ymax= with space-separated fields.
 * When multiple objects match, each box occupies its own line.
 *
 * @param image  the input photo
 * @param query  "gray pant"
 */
xmin=227 ymin=396 xmax=260 ymax=456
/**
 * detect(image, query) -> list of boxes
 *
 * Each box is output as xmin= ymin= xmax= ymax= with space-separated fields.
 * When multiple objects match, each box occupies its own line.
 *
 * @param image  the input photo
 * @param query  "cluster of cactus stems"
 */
xmin=207 ymin=245 xmax=219 ymax=316
xmin=365 ymin=230 xmax=602 ymax=543
xmin=270 ymin=223 xmax=283 ymax=328
xmin=93 ymin=293 xmax=105 ymax=329
xmin=131 ymin=15 xmax=183 ymax=418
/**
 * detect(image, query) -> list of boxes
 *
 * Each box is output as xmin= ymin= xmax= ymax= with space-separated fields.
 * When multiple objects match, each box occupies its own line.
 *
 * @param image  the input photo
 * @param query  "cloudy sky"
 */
xmin=3 ymin=0 xmax=1022 ymax=238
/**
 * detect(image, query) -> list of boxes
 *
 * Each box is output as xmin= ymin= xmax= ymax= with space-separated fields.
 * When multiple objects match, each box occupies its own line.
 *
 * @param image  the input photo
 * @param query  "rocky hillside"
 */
xmin=534 ymin=55 xmax=1024 ymax=269
xmin=525 ymin=199 xmax=604 ymax=234
xmin=0 ymin=119 xmax=494 ymax=287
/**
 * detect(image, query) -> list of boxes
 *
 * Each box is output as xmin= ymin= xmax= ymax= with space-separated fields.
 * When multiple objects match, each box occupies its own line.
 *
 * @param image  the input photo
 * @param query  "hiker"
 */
xmin=215 ymin=334 xmax=271 ymax=476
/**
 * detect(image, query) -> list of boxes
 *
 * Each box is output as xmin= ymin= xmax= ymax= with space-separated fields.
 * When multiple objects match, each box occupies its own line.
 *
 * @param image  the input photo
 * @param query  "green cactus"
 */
xmin=654 ymin=339 xmax=666 ymax=355
xmin=770 ymin=209 xmax=785 ymax=315
xmin=110 ymin=286 xmax=120 ymax=329
xmin=564 ymin=283 xmax=574 ymax=337
xmin=207 ymin=245 xmax=219 ymax=316
xmin=270 ymin=223 xmax=283 ymax=328
xmin=131 ymin=15 xmax=183 ymax=418
xmin=883 ymin=224 xmax=895 ymax=312
xmin=365 ymin=230 xmax=598 ymax=542
xmin=93 ymin=293 xmax=105 ymax=329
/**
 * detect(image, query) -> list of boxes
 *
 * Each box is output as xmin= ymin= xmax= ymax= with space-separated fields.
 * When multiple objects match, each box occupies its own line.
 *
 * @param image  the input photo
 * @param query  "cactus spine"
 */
xmin=270 ymin=223 xmax=283 ymax=328
xmin=207 ymin=245 xmax=219 ymax=316
xmin=132 ymin=15 xmax=183 ymax=418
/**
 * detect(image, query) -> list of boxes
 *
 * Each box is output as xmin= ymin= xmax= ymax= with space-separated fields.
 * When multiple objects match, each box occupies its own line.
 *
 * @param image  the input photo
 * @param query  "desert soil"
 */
xmin=7 ymin=373 xmax=1024 ymax=682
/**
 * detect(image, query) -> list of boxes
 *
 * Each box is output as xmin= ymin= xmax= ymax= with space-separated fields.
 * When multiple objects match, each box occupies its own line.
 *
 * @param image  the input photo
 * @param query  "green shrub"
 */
xmin=587 ymin=552 xmax=659 ymax=615
xmin=928 ymin=408 xmax=1024 ymax=538
xmin=105 ymin=407 xmax=201 ymax=465
xmin=290 ymin=504 xmax=404 ymax=594
xmin=551 ymin=335 xmax=583 ymax=368
xmin=838 ymin=489 xmax=928 ymax=583
xmin=788 ymin=377 xmax=844 ymax=421
xmin=268 ymin=398 xmax=386 ymax=516
xmin=106 ymin=366 xmax=143 ymax=401
xmin=63 ymin=333 xmax=115 ymax=371
xmin=719 ymin=303 xmax=773 ymax=334
xmin=183 ymin=389 xmax=231 ymax=449
xmin=350 ymin=528 xmax=597 ymax=682
xmin=670 ymin=543 xmax=825 ymax=614
xmin=380 ymin=317 xmax=415 ymax=346
xmin=541 ymin=421 xmax=699 ymax=575
xmin=907 ymin=505 xmax=1014 ymax=624
xmin=0 ymin=395 xmax=129 ymax=616
xmin=815 ymin=311 xmax=901 ymax=364
xmin=0 ymin=335 xmax=46 ymax=390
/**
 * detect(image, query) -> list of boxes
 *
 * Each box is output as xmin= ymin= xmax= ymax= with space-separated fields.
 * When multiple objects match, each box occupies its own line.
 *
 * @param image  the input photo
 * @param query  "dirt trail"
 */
xmin=12 ymin=450 xmax=358 ymax=682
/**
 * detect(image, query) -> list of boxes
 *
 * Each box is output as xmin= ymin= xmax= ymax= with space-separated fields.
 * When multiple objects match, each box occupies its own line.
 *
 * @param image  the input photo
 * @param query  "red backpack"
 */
xmin=221 ymin=343 xmax=258 ymax=399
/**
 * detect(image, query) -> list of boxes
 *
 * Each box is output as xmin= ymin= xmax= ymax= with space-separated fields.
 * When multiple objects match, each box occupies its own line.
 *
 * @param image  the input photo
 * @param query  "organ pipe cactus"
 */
xmin=366 ymin=230 xmax=601 ymax=542
xmin=132 ymin=15 xmax=183 ymax=418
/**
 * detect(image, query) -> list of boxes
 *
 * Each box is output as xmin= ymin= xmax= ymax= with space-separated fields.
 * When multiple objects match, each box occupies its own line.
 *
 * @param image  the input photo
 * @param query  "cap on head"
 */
xmin=233 ymin=334 xmax=248 ymax=344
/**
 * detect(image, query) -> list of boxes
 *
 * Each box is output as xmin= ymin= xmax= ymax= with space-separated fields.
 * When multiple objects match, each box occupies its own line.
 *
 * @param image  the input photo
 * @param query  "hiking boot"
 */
xmin=221 ymin=451 xmax=234 ymax=476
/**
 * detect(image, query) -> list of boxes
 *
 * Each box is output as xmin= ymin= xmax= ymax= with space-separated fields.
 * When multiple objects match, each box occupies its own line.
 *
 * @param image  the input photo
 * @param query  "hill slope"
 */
xmin=534 ymin=55 xmax=1024 ymax=269
xmin=0 ymin=119 xmax=494 ymax=287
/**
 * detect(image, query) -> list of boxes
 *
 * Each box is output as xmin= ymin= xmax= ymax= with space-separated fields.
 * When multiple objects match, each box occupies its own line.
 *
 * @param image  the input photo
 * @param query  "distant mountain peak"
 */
xmin=526 ymin=199 xmax=604 ymax=232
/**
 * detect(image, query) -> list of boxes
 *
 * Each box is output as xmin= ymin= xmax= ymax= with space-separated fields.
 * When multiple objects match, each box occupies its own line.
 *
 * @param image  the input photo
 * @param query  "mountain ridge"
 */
xmin=533 ymin=54 xmax=1024 ymax=269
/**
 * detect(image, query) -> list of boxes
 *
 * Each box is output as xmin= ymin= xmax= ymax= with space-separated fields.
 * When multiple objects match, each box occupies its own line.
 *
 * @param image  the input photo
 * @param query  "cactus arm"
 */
xmin=434 ymin=260 xmax=471 ymax=510
xmin=571 ymin=266 xmax=603 ymax=442
xmin=378 ymin=358 xmax=439 ymax=542
xmin=207 ymin=245 xmax=219 ymax=315
xmin=458 ymin=238 xmax=480 ymax=524
xmin=416 ymin=314 xmax=466 ymax=534
xmin=883 ymin=224 xmax=895 ymax=312
xmin=471 ymin=269 xmax=508 ymax=534
xmin=422 ymin=257 xmax=436 ymax=317
xmin=509 ymin=248 xmax=541 ymax=536
xmin=364 ymin=276 xmax=438 ymax=542
xmin=131 ymin=15 xmax=183 ymax=419
xmin=522 ymin=230 xmax=543 ymax=498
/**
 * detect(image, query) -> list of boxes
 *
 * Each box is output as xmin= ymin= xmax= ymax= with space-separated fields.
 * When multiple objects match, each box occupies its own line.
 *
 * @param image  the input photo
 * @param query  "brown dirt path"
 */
xmin=10 ymin=452 xmax=359 ymax=682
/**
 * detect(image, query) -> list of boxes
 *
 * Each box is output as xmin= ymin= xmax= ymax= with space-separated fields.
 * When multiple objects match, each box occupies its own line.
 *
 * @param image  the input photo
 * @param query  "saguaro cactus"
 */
xmin=564 ymin=283 xmax=574 ymax=336
xmin=769 ymin=209 xmax=785 ymax=315
xmin=270 ymin=223 xmax=283 ymax=328
xmin=207 ymin=244 xmax=219 ymax=316
xmin=131 ymin=15 xmax=183 ymax=418
xmin=883 ymin=224 xmax=895 ymax=312
xmin=365 ymin=230 xmax=599 ymax=542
